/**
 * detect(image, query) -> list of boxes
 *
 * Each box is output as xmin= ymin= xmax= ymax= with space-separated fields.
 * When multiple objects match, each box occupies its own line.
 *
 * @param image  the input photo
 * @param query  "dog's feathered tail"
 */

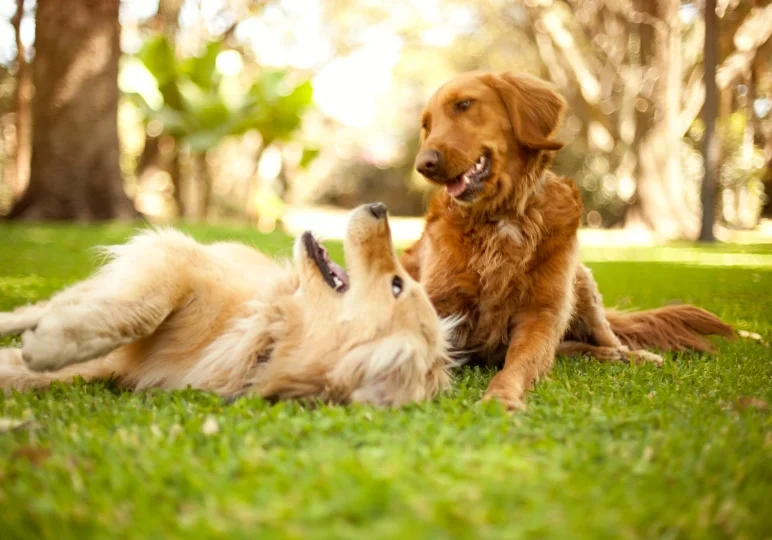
xmin=607 ymin=305 xmax=734 ymax=353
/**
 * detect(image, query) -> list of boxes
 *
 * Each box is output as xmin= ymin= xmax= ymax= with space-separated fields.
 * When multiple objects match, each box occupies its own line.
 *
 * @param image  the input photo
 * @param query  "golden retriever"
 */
xmin=401 ymin=71 xmax=733 ymax=409
xmin=0 ymin=204 xmax=454 ymax=406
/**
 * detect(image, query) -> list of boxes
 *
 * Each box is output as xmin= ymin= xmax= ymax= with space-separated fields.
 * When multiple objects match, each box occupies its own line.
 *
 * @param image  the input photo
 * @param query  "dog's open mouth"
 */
xmin=446 ymin=152 xmax=491 ymax=200
xmin=302 ymin=232 xmax=350 ymax=292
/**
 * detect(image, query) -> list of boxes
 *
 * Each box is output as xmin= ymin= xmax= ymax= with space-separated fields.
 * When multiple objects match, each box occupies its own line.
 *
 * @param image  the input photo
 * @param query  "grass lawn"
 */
xmin=1 ymin=222 xmax=771 ymax=539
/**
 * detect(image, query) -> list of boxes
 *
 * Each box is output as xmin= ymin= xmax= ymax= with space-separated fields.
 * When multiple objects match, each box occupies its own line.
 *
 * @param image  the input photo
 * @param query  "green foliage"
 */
xmin=237 ymin=74 xmax=314 ymax=145
xmin=299 ymin=147 xmax=321 ymax=169
xmin=718 ymin=113 xmax=767 ymax=191
xmin=1 ymin=224 xmax=771 ymax=537
xmin=687 ymin=112 xmax=767 ymax=191
xmin=125 ymin=35 xmax=316 ymax=155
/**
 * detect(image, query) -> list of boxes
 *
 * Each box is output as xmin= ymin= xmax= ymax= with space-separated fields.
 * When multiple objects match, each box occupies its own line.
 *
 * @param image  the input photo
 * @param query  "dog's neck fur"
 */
xmin=432 ymin=151 xmax=556 ymax=271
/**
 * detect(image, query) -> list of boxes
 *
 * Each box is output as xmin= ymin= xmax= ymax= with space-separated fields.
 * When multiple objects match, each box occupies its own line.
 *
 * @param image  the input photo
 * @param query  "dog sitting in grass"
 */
xmin=401 ymin=71 xmax=734 ymax=410
xmin=0 ymin=204 xmax=454 ymax=406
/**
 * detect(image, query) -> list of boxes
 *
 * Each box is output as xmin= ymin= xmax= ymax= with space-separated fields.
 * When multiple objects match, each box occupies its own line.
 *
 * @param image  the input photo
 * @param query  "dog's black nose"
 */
xmin=416 ymin=149 xmax=441 ymax=177
xmin=368 ymin=203 xmax=387 ymax=219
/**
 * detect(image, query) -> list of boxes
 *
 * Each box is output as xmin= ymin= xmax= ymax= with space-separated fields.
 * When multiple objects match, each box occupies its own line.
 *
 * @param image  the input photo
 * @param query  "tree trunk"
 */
xmin=144 ymin=0 xmax=185 ymax=217
xmin=754 ymin=55 xmax=772 ymax=219
xmin=762 ymin=169 xmax=772 ymax=218
xmin=7 ymin=0 xmax=136 ymax=221
xmin=625 ymin=0 xmax=700 ymax=239
xmin=699 ymin=0 xmax=719 ymax=241
xmin=194 ymin=154 xmax=212 ymax=219
xmin=170 ymin=142 xmax=185 ymax=217
xmin=761 ymin=141 xmax=772 ymax=219
xmin=11 ymin=0 xmax=31 ymax=199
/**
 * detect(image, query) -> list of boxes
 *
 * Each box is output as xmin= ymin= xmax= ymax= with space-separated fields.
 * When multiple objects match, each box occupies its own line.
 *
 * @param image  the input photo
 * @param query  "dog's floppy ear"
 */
xmin=484 ymin=72 xmax=566 ymax=151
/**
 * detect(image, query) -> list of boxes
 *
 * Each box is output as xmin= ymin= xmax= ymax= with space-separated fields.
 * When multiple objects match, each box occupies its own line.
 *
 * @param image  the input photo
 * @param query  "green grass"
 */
xmin=1 ymin=222 xmax=771 ymax=539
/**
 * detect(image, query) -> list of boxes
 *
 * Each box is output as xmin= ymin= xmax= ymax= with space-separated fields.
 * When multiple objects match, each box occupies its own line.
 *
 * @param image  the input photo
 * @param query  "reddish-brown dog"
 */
xmin=401 ymin=71 xmax=733 ymax=409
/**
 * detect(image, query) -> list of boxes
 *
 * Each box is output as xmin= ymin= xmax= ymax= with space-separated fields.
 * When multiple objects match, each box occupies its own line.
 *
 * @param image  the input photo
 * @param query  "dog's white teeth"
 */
xmin=333 ymin=276 xmax=343 ymax=289
xmin=463 ymin=174 xmax=471 ymax=186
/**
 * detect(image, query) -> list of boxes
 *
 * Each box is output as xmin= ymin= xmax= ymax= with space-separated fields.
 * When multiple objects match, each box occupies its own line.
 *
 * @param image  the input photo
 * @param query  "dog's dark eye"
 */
xmin=391 ymin=276 xmax=403 ymax=298
xmin=455 ymin=99 xmax=473 ymax=113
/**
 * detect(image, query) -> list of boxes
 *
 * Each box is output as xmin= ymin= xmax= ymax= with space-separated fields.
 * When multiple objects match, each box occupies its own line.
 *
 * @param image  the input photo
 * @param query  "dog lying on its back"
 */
xmin=0 ymin=204 xmax=454 ymax=406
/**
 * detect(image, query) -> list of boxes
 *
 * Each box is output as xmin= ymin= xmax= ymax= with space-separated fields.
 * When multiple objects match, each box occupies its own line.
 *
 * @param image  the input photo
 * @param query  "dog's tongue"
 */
xmin=329 ymin=260 xmax=349 ymax=291
xmin=446 ymin=176 xmax=466 ymax=198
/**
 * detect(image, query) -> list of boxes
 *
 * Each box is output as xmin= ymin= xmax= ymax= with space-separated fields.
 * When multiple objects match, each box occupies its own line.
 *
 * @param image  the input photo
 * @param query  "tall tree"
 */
xmin=625 ymin=0 xmax=700 ymax=238
xmin=11 ymin=0 xmax=31 ymax=198
xmin=757 ymin=51 xmax=772 ymax=218
xmin=700 ymin=0 xmax=719 ymax=241
xmin=136 ymin=0 xmax=185 ymax=216
xmin=8 ymin=0 xmax=135 ymax=220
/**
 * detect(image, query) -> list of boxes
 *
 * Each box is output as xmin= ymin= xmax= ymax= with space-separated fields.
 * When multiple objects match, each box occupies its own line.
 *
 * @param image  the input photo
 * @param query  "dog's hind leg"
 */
xmin=557 ymin=341 xmax=663 ymax=366
xmin=20 ymin=297 xmax=173 ymax=373
xmin=0 ymin=276 xmax=109 ymax=339
xmin=566 ymin=265 xmax=663 ymax=366
xmin=570 ymin=264 xmax=625 ymax=348
xmin=0 ymin=348 xmax=51 ymax=392
xmin=0 ymin=347 xmax=128 ymax=393
xmin=14 ymin=230 xmax=196 ymax=372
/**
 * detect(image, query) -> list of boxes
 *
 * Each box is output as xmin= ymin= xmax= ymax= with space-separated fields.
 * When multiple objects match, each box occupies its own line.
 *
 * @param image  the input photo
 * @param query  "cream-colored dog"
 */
xmin=0 ymin=204 xmax=454 ymax=406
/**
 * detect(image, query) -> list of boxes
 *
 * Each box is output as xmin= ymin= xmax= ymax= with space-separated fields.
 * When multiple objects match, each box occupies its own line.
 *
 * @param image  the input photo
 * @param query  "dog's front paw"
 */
xmin=480 ymin=375 xmax=527 ymax=411
xmin=20 ymin=313 xmax=84 ymax=372
xmin=21 ymin=328 xmax=71 ymax=372
xmin=21 ymin=312 xmax=119 ymax=372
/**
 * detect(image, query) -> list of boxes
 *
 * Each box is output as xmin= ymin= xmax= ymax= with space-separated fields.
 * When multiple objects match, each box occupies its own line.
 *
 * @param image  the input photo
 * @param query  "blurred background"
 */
xmin=0 ymin=0 xmax=770 ymax=242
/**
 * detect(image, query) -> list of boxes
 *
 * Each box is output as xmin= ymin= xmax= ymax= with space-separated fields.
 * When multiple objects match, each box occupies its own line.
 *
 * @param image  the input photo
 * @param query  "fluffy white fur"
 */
xmin=0 ymin=205 xmax=454 ymax=407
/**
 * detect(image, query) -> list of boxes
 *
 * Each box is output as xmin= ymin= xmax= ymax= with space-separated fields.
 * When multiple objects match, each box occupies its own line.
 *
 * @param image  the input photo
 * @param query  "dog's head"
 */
xmin=265 ymin=203 xmax=454 ymax=406
xmin=415 ymin=71 xmax=566 ymax=211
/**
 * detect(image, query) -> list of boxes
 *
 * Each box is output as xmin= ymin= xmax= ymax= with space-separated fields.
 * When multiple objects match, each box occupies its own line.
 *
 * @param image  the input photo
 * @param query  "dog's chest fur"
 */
xmin=418 ymin=177 xmax=581 ymax=360
xmin=420 ymin=210 xmax=540 ymax=357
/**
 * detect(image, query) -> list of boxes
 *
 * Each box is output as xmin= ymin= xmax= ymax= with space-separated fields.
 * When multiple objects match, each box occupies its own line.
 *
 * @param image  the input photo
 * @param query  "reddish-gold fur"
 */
xmin=403 ymin=71 xmax=733 ymax=408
